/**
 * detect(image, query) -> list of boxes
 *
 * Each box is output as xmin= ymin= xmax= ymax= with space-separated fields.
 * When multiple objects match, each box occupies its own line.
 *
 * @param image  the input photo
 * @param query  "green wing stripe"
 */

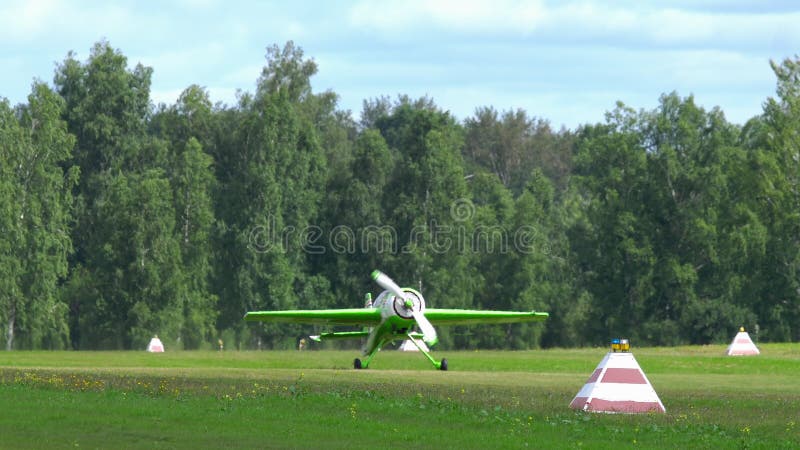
xmin=244 ymin=308 xmax=382 ymax=326
xmin=423 ymin=309 xmax=549 ymax=326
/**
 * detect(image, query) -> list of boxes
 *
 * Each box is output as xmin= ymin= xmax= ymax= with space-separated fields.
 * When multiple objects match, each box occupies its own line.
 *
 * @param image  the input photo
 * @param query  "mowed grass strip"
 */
xmin=0 ymin=345 xmax=798 ymax=449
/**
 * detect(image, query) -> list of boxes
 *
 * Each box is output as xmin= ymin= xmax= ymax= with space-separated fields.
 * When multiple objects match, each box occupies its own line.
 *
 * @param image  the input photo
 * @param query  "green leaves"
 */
xmin=569 ymin=91 xmax=791 ymax=345
xmin=4 ymin=40 xmax=800 ymax=350
xmin=1 ymin=83 xmax=75 ymax=349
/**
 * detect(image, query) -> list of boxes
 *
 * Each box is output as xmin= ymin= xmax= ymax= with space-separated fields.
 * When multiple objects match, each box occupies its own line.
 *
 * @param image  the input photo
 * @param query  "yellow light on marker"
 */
xmin=611 ymin=338 xmax=630 ymax=352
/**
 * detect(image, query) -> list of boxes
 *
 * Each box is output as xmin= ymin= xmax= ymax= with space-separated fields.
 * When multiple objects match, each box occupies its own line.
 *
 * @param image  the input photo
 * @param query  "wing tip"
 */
xmin=243 ymin=312 xmax=261 ymax=321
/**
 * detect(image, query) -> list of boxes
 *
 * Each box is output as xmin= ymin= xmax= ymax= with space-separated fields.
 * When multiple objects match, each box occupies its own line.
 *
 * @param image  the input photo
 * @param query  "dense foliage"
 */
xmin=2 ymin=41 xmax=798 ymax=350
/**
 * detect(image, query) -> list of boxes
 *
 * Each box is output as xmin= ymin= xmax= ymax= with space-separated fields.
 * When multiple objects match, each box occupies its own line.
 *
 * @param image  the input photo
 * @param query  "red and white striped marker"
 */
xmin=726 ymin=328 xmax=759 ymax=356
xmin=147 ymin=336 xmax=165 ymax=352
xmin=570 ymin=352 xmax=665 ymax=414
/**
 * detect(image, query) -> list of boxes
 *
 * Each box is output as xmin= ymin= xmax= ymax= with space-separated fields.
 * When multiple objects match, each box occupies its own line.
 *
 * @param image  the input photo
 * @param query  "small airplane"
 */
xmin=244 ymin=270 xmax=549 ymax=370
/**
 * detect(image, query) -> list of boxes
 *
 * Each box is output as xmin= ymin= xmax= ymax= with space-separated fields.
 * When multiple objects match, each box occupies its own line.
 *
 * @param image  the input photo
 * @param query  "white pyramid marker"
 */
xmin=570 ymin=350 xmax=665 ymax=414
xmin=726 ymin=327 xmax=759 ymax=356
xmin=147 ymin=335 xmax=164 ymax=352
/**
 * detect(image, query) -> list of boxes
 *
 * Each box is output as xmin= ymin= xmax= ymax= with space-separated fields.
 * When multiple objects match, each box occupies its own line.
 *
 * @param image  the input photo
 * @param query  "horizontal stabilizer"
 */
xmin=310 ymin=331 xmax=371 ymax=342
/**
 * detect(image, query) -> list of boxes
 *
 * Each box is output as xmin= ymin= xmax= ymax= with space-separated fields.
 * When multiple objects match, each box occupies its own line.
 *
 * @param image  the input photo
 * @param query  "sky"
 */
xmin=1 ymin=0 xmax=798 ymax=130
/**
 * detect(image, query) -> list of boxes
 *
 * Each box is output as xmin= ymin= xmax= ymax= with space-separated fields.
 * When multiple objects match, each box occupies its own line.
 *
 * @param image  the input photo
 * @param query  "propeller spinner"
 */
xmin=371 ymin=270 xmax=438 ymax=347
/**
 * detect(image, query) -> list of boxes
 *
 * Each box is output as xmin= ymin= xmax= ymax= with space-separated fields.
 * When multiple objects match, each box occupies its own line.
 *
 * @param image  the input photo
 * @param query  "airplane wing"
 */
xmin=244 ymin=308 xmax=383 ymax=326
xmin=423 ymin=309 xmax=549 ymax=326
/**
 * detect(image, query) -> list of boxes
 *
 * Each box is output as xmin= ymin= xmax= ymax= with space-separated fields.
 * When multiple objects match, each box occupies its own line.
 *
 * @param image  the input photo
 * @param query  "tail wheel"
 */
xmin=354 ymin=358 xmax=363 ymax=369
xmin=440 ymin=358 xmax=448 ymax=371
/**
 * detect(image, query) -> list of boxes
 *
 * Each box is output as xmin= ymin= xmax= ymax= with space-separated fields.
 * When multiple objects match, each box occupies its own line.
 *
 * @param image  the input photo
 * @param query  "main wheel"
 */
xmin=354 ymin=358 xmax=362 ymax=369
xmin=439 ymin=358 xmax=448 ymax=371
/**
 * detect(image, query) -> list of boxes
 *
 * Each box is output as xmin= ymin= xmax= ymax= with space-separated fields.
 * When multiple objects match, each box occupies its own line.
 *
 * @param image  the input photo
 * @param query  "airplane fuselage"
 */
xmin=362 ymin=288 xmax=428 ymax=356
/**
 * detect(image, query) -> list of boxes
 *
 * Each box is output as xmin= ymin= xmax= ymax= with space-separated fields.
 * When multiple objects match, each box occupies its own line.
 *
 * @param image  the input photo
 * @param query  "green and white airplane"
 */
xmin=244 ymin=270 xmax=549 ymax=370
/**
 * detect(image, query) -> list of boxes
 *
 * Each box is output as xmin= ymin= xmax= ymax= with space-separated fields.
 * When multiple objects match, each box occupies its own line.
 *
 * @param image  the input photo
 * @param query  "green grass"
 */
xmin=0 ymin=345 xmax=798 ymax=449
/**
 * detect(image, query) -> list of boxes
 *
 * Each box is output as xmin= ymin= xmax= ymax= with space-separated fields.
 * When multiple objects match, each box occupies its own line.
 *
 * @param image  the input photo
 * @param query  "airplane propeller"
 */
xmin=371 ymin=270 xmax=438 ymax=347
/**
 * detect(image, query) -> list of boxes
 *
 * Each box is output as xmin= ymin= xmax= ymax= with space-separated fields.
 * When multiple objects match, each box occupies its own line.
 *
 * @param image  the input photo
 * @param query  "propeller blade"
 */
xmin=411 ymin=309 xmax=438 ymax=347
xmin=371 ymin=270 xmax=406 ymax=300
xmin=372 ymin=270 xmax=438 ymax=347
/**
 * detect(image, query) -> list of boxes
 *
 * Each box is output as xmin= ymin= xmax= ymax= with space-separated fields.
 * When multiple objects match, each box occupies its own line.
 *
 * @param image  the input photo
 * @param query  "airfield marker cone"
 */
xmin=570 ymin=339 xmax=665 ymax=414
xmin=725 ymin=327 xmax=760 ymax=356
xmin=147 ymin=335 xmax=165 ymax=352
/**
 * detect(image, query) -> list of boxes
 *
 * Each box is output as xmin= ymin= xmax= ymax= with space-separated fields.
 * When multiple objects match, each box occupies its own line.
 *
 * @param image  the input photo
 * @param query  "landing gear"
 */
xmin=354 ymin=358 xmax=362 ymax=369
xmin=405 ymin=334 xmax=449 ymax=371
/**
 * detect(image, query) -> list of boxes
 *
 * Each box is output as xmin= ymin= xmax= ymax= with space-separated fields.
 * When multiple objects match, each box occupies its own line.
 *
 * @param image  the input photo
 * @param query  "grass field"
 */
xmin=0 ymin=345 xmax=798 ymax=449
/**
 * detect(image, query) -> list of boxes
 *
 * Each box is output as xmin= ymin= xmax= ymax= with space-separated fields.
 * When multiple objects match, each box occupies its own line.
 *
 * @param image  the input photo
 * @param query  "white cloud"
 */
xmin=349 ymin=0 xmax=546 ymax=34
xmin=205 ymin=86 xmax=241 ymax=106
xmin=220 ymin=63 xmax=264 ymax=86
xmin=347 ymin=0 xmax=800 ymax=52
xmin=656 ymin=50 xmax=769 ymax=87
xmin=0 ymin=0 xmax=62 ymax=40
xmin=142 ymin=44 xmax=262 ymax=108
xmin=0 ymin=0 xmax=177 ymax=50
xmin=316 ymin=55 xmax=447 ymax=85
xmin=174 ymin=0 xmax=220 ymax=9
xmin=133 ymin=43 xmax=228 ymax=78
xmin=149 ymin=87 xmax=186 ymax=106
xmin=1 ymin=0 xmax=793 ymax=128
xmin=640 ymin=8 xmax=800 ymax=49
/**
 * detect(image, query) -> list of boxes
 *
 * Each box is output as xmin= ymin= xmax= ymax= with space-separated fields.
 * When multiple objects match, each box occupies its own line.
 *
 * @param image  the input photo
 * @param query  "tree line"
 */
xmin=1 ymin=41 xmax=798 ymax=350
